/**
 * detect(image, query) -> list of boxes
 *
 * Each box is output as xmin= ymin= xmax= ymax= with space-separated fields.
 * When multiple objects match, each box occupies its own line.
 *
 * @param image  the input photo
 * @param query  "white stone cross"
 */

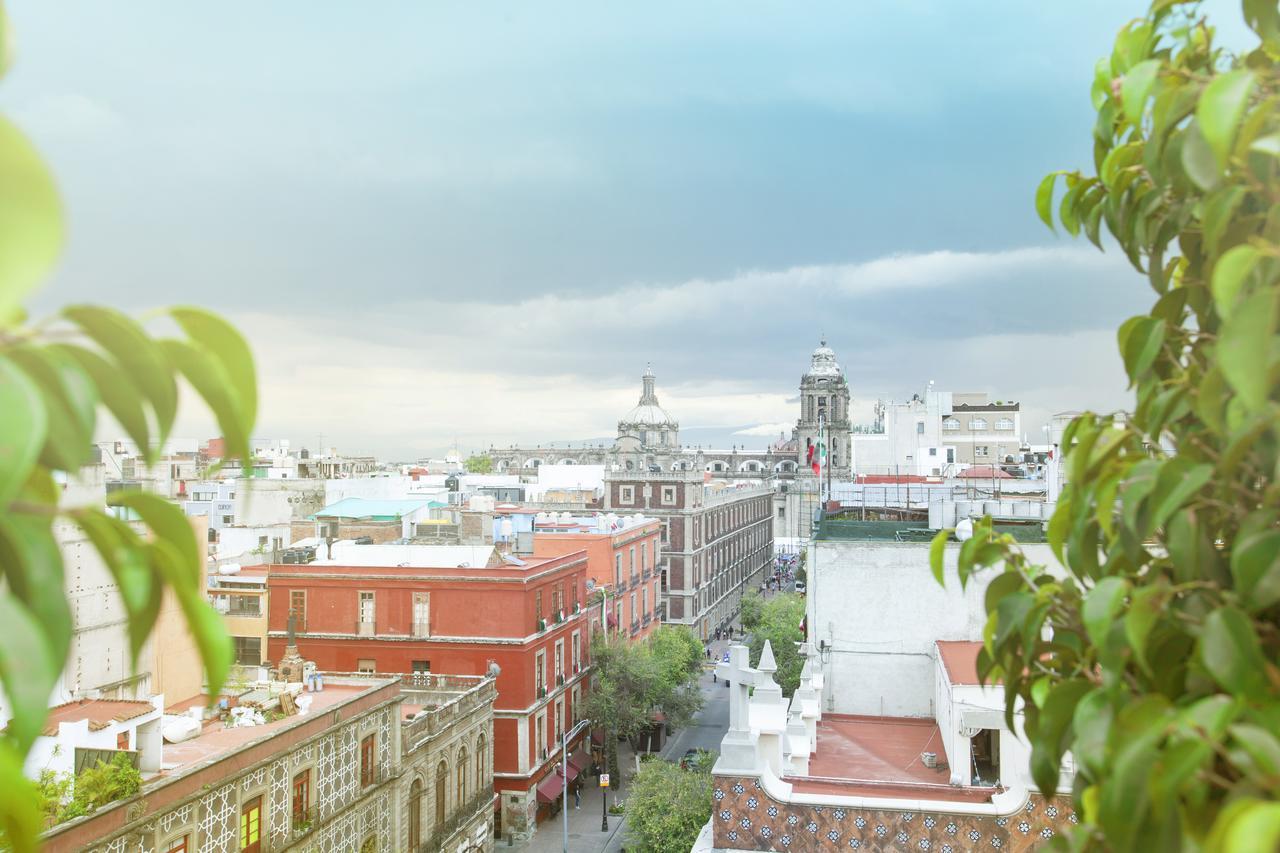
xmin=716 ymin=644 xmax=759 ymax=734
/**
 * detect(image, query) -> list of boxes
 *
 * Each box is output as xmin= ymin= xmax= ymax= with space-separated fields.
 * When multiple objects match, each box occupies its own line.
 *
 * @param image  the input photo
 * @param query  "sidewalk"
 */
xmin=511 ymin=740 xmax=637 ymax=853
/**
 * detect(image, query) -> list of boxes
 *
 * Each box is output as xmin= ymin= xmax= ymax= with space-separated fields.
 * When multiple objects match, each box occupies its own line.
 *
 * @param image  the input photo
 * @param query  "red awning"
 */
xmin=535 ymin=774 xmax=565 ymax=804
xmin=565 ymin=762 xmax=582 ymax=784
xmin=568 ymin=750 xmax=592 ymax=774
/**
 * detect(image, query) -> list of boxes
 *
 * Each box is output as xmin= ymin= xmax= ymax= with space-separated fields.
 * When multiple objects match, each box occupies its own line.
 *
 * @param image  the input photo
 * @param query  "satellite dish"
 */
xmin=955 ymin=518 xmax=974 ymax=542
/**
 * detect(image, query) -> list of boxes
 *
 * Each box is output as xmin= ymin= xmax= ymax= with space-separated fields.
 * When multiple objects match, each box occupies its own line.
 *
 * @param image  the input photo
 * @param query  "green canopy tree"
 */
xmin=747 ymin=593 xmax=806 ymax=695
xmin=934 ymin=1 xmax=1280 ymax=849
xmin=463 ymin=454 xmax=493 ymax=473
xmin=0 ymin=6 xmax=257 ymax=849
xmin=739 ymin=588 xmax=765 ymax=632
xmin=624 ymin=753 xmax=714 ymax=853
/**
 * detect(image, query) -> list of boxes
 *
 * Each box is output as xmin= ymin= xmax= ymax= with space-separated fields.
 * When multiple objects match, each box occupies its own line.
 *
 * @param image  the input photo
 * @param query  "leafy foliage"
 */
xmin=34 ymin=754 xmax=143 ymax=828
xmin=624 ymin=752 xmax=714 ymax=853
xmin=462 ymin=454 xmax=493 ymax=473
xmin=0 ymin=6 xmax=258 ymax=849
xmin=747 ymin=593 xmax=805 ymax=695
xmin=934 ymin=2 xmax=1280 ymax=849
xmin=581 ymin=626 xmax=705 ymax=791
xmin=739 ymin=588 xmax=764 ymax=632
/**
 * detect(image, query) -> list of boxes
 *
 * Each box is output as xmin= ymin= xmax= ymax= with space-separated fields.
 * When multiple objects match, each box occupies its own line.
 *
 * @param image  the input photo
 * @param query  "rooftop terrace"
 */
xmin=789 ymin=715 xmax=995 ymax=804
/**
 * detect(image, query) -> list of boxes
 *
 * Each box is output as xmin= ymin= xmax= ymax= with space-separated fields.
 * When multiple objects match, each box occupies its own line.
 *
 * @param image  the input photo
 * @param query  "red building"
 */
xmin=530 ymin=513 xmax=662 ymax=641
xmin=266 ymin=546 xmax=591 ymax=839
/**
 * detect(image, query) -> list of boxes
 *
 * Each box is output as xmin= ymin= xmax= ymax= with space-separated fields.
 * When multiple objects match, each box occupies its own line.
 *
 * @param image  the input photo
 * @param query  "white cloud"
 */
xmin=733 ymin=422 xmax=794 ymax=437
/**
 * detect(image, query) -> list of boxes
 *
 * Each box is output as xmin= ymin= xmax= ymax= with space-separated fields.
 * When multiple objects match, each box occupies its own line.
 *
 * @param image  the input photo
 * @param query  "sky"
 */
xmin=2 ymin=2 xmax=1251 ymax=458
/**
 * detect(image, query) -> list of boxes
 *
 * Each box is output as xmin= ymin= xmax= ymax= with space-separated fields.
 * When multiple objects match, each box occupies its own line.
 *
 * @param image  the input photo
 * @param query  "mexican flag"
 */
xmin=812 ymin=439 xmax=825 ymax=475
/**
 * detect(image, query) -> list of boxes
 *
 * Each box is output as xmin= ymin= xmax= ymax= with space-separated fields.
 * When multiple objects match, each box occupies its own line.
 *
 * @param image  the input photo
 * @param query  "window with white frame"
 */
xmin=970 ymin=417 xmax=988 ymax=430
xmin=358 ymin=591 xmax=375 ymax=624
xmin=942 ymin=417 xmax=960 ymax=431
xmin=554 ymin=640 xmax=563 ymax=683
xmin=619 ymin=485 xmax=635 ymax=503
xmin=661 ymin=486 xmax=675 ymax=505
xmin=571 ymin=630 xmax=581 ymax=671
xmin=535 ymin=650 xmax=546 ymax=695
xmin=996 ymin=417 xmax=1015 ymax=430
xmin=975 ymin=446 xmax=991 ymax=457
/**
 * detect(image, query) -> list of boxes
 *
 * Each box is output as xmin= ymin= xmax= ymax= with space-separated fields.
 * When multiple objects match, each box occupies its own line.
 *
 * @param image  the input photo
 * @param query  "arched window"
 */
xmin=996 ymin=417 xmax=1014 ymax=430
xmin=408 ymin=778 xmax=422 ymax=849
xmin=476 ymin=735 xmax=487 ymax=787
xmin=435 ymin=761 xmax=448 ymax=824
xmin=456 ymin=747 xmax=469 ymax=805
xmin=942 ymin=417 xmax=960 ymax=431
xmin=970 ymin=417 xmax=988 ymax=430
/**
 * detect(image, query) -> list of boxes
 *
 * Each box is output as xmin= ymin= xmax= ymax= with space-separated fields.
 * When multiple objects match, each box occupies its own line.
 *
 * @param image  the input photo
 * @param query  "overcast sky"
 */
xmin=5 ymin=2 xmax=1248 ymax=458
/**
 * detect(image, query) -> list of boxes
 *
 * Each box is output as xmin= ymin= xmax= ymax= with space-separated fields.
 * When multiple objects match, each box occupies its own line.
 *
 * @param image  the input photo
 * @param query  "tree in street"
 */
xmin=739 ymin=588 xmax=764 ymax=632
xmin=581 ymin=626 xmax=705 ymax=792
xmin=624 ymin=752 xmax=714 ymax=853
xmin=747 ymin=593 xmax=806 ymax=695
xmin=936 ymin=1 xmax=1280 ymax=849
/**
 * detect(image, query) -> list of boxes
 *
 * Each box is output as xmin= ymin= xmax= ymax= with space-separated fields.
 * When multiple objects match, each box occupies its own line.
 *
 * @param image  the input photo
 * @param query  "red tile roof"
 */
xmin=955 ymin=466 xmax=1013 ymax=479
xmin=937 ymin=641 xmax=986 ymax=685
xmin=41 ymin=699 xmax=155 ymax=736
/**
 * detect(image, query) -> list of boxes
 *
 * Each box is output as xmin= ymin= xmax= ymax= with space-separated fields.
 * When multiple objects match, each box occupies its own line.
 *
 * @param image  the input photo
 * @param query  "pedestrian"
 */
xmin=574 ymin=783 xmax=581 ymax=809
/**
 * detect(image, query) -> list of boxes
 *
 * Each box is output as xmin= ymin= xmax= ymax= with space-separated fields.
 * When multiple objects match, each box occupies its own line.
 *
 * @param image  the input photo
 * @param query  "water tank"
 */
xmin=217 ymin=563 xmax=242 ymax=575
xmin=500 ymin=518 xmax=515 ymax=539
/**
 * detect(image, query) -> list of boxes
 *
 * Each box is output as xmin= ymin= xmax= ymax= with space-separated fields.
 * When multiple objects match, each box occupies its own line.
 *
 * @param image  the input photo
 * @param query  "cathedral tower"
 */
xmin=795 ymin=340 xmax=851 ymax=480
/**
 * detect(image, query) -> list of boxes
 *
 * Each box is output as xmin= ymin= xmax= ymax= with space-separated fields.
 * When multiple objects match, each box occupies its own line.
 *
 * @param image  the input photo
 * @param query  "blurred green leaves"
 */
xmin=949 ymin=1 xmax=1280 ymax=849
xmin=0 ymin=5 xmax=259 ymax=849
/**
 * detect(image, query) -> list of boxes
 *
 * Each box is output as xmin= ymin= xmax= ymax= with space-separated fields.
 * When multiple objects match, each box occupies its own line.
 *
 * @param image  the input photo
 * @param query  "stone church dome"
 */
xmin=619 ymin=365 xmax=679 ymax=429
xmin=806 ymin=339 xmax=842 ymax=378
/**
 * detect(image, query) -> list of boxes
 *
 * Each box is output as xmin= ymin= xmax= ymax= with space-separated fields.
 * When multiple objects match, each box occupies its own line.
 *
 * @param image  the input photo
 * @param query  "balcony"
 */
xmin=538 ymin=685 xmax=547 ymax=699
xmin=423 ymin=790 xmax=494 ymax=853
xmin=556 ymin=673 xmax=565 ymax=687
xmin=291 ymin=806 xmax=314 ymax=839
xmin=357 ymin=621 xmax=375 ymax=637
xmin=412 ymin=620 xmax=429 ymax=638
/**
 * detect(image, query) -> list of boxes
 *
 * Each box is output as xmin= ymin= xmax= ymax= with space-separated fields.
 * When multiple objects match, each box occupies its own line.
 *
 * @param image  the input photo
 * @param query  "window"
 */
xmin=456 ymin=748 xmax=468 ymax=804
xmin=360 ymin=734 xmax=376 ymax=787
xmin=929 ymin=447 xmax=938 ymax=457
xmin=571 ymin=631 xmax=581 ymax=671
xmin=233 ymin=637 xmax=261 ymax=666
xmin=289 ymin=591 xmax=305 ymax=630
xmin=292 ymin=769 xmax=310 ymax=826
xmin=435 ymin=761 xmax=448 ymax=824
xmin=412 ymin=592 xmax=429 ymax=637
xmin=614 ymin=554 xmax=621 ymax=587
xmin=777 ymin=507 xmax=785 ymax=519
xmin=619 ymin=485 xmax=634 ymax=503
xmin=554 ymin=640 xmax=564 ymax=682
xmin=535 ymin=650 xmax=546 ymax=695
xmin=408 ymin=778 xmax=422 ymax=850
xmin=661 ymin=486 xmax=675 ymax=505
xmin=970 ymin=417 xmax=988 ymax=430
xmin=240 ymin=796 xmax=262 ymax=853
xmin=358 ymin=591 xmax=374 ymax=625
xmin=476 ymin=735 xmax=487 ymax=786
xmin=975 ymin=446 xmax=991 ymax=458
xmin=916 ymin=421 xmax=925 ymax=435
xmin=536 ymin=590 xmax=543 ymax=623
xmin=164 ymin=837 xmax=188 ymax=853
xmin=412 ymin=660 xmax=431 ymax=674
xmin=357 ymin=658 xmax=376 ymax=673
xmin=996 ymin=417 xmax=1015 ymax=430
xmin=117 ymin=730 xmax=129 ymax=751
xmin=536 ymin=713 xmax=546 ymax=758
xmin=642 ymin=587 xmax=649 ymax=617
xmin=222 ymin=515 xmax=233 ymax=525
xmin=943 ymin=417 xmax=960 ymax=431
xmin=554 ymin=699 xmax=564 ymax=745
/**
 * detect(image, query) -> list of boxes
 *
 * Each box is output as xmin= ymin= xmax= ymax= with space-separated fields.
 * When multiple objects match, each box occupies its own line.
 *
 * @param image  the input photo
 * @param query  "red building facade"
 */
xmin=266 ymin=549 xmax=591 ymax=839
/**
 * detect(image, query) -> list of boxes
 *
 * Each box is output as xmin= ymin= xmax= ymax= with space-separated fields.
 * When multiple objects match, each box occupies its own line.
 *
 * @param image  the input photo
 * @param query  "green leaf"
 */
xmin=159 ymin=339 xmax=252 ymax=464
xmin=929 ymin=528 xmax=951 ymax=587
xmin=0 ymin=740 xmax=43 ymax=853
xmin=1072 ymin=689 xmax=1114 ymax=778
xmin=170 ymin=306 xmax=258 ymax=431
xmin=1125 ymin=583 xmax=1165 ymax=676
xmin=52 ymin=343 xmax=151 ymax=458
xmin=1227 ymin=724 xmax=1280 ymax=781
xmin=1196 ymin=70 xmax=1256 ymax=170
xmin=1121 ymin=59 xmax=1161 ymax=124
xmin=1201 ymin=187 xmax=1246 ymax=260
xmin=62 ymin=305 xmax=178 ymax=448
xmin=107 ymin=491 xmax=201 ymax=585
xmin=0 ymin=358 xmax=46 ymax=508
xmin=1150 ymin=459 xmax=1213 ymax=528
xmin=1031 ymin=679 xmax=1092 ymax=794
xmin=1217 ymin=288 xmax=1278 ymax=412
xmin=0 ymin=596 xmax=58 ymax=755
xmin=1205 ymin=798 xmax=1280 ymax=853
xmin=0 ymin=512 xmax=71 ymax=671
xmin=1035 ymin=172 xmax=1060 ymax=230
xmin=1210 ymin=244 xmax=1260 ymax=319
xmin=1083 ymin=576 xmax=1129 ymax=649
xmin=148 ymin=539 xmax=232 ymax=699
xmin=0 ymin=117 xmax=63 ymax=326
xmin=1251 ymin=131 xmax=1280 ymax=157
xmin=1120 ymin=316 xmax=1165 ymax=385
xmin=1231 ymin=530 xmax=1280 ymax=611
xmin=6 ymin=345 xmax=98 ymax=473
xmin=1180 ymin=121 xmax=1221 ymax=190
xmin=1200 ymin=606 xmax=1268 ymax=697
xmin=71 ymin=508 xmax=161 ymax=666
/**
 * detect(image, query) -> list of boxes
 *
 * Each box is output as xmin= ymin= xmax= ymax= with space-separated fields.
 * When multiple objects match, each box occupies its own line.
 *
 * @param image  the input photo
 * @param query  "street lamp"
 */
xmin=561 ymin=717 xmax=593 ymax=853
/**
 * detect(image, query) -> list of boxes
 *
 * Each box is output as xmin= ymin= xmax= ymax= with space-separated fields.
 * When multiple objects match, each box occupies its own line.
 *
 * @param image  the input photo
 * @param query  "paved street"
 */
xmin=512 ymin=636 xmax=737 ymax=852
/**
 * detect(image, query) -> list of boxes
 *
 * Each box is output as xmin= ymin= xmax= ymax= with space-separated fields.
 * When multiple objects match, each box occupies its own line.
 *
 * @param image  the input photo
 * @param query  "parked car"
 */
xmin=794 ymin=580 xmax=806 ymax=594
